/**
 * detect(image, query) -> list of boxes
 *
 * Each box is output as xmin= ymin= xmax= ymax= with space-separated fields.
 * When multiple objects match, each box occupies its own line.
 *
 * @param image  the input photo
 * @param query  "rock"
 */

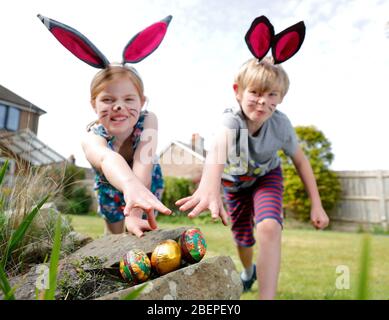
xmin=6 ymin=227 xmax=243 ymax=300
xmin=22 ymin=240 xmax=53 ymax=264
xmin=65 ymin=227 xmax=189 ymax=268
xmin=63 ymin=231 xmax=93 ymax=252
xmin=97 ymin=256 xmax=242 ymax=300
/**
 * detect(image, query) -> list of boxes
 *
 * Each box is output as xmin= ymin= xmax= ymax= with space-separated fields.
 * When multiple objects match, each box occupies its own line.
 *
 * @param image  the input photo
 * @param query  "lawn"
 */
xmin=68 ymin=213 xmax=389 ymax=300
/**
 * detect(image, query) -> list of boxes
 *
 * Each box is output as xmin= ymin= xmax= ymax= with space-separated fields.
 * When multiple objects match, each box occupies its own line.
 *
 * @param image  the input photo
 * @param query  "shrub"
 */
xmin=161 ymin=176 xmax=196 ymax=213
xmin=49 ymin=164 xmax=94 ymax=215
xmin=0 ymin=159 xmax=72 ymax=274
xmin=280 ymin=126 xmax=341 ymax=221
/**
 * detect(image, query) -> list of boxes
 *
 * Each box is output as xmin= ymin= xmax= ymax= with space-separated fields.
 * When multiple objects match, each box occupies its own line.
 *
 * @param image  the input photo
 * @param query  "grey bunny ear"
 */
xmin=122 ymin=15 xmax=172 ymax=64
xmin=38 ymin=14 xmax=109 ymax=68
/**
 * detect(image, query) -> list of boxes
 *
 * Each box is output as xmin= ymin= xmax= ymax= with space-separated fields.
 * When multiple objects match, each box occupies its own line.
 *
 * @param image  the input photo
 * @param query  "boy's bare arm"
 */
xmin=176 ymin=127 xmax=230 ymax=225
xmin=291 ymin=146 xmax=330 ymax=229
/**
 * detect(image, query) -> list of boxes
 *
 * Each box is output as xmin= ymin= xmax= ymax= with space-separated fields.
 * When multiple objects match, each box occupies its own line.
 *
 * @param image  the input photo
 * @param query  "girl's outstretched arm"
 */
xmin=291 ymin=145 xmax=329 ymax=229
xmin=176 ymin=127 xmax=230 ymax=226
xmin=127 ymin=111 xmax=167 ymax=237
xmin=81 ymin=133 xmax=171 ymax=224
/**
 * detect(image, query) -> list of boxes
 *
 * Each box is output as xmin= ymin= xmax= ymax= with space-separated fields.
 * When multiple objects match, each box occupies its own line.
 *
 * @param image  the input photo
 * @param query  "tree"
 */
xmin=280 ymin=126 xmax=341 ymax=221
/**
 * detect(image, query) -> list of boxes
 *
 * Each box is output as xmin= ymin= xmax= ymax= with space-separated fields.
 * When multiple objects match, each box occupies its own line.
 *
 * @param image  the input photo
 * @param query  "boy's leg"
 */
xmin=223 ymin=187 xmax=255 ymax=248
xmin=256 ymin=219 xmax=282 ymax=300
xmin=253 ymin=166 xmax=284 ymax=300
xmin=237 ymin=245 xmax=253 ymax=270
xmin=223 ymin=185 xmax=256 ymax=291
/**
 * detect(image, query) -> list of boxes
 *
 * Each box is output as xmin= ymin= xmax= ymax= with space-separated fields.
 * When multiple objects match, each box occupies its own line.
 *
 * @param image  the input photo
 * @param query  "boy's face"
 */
xmin=235 ymin=85 xmax=282 ymax=124
xmin=92 ymin=76 xmax=144 ymax=137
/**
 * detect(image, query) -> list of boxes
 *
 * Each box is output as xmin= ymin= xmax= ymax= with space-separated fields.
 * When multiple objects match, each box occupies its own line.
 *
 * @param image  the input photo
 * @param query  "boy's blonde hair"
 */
xmin=90 ymin=65 xmax=145 ymax=104
xmin=234 ymin=57 xmax=290 ymax=98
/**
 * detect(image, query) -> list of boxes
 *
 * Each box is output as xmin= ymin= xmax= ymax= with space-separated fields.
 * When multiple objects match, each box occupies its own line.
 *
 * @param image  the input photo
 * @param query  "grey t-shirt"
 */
xmin=221 ymin=107 xmax=298 ymax=192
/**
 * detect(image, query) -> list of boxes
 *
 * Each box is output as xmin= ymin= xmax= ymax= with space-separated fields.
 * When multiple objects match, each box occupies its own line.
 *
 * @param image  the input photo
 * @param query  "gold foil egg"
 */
xmin=151 ymin=239 xmax=181 ymax=275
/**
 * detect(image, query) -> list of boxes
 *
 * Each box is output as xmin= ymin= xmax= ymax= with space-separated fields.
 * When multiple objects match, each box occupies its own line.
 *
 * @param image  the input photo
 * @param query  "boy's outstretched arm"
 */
xmin=176 ymin=128 xmax=229 ymax=226
xmin=291 ymin=146 xmax=330 ymax=229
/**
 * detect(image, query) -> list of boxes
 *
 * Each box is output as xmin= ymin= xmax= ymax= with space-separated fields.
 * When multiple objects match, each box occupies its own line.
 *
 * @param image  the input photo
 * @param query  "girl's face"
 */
xmin=236 ymin=86 xmax=282 ymax=125
xmin=92 ymin=76 xmax=144 ymax=138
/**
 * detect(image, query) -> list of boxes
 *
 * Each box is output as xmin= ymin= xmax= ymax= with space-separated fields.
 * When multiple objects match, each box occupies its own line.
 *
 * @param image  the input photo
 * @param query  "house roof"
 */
xmin=159 ymin=140 xmax=206 ymax=162
xmin=0 ymin=84 xmax=46 ymax=115
xmin=0 ymin=129 xmax=66 ymax=165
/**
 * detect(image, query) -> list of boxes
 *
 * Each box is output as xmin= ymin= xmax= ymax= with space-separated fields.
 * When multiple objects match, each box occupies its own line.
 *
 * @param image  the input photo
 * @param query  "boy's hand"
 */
xmin=310 ymin=206 xmax=330 ymax=230
xmin=175 ymin=189 xmax=229 ymax=226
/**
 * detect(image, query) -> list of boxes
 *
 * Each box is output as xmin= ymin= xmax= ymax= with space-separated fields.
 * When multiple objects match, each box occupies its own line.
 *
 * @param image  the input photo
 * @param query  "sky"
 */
xmin=1 ymin=0 xmax=389 ymax=170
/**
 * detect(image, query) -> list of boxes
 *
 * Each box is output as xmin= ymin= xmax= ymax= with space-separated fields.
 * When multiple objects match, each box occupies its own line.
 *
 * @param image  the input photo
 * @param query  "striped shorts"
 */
xmin=222 ymin=166 xmax=284 ymax=247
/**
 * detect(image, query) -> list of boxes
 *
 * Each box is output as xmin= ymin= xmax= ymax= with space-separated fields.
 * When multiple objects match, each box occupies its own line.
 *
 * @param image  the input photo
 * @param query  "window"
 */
xmin=0 ymin=105 xmax=6 ymax=128
xmin=0 ymin=103 xmax=20 ymax=131
xmin=7 ymin=107 xmax=20 ymax=131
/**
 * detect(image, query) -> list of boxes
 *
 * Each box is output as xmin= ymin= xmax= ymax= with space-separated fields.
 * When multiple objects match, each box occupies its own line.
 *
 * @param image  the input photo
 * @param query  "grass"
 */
xmin=69 ymin=213 xmax=389 ymax=300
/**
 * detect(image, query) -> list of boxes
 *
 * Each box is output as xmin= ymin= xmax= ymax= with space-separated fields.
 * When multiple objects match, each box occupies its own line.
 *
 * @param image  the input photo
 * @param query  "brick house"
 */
xmin=159 ymin=133 xmax=206 ymax=182
xmin=0 ymin=84 xmax=66 ymax=177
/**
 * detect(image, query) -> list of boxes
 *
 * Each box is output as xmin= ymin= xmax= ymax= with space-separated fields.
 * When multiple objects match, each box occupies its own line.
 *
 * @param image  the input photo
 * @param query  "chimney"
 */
xmin=191 ymin=133 xmax=205 ymax=156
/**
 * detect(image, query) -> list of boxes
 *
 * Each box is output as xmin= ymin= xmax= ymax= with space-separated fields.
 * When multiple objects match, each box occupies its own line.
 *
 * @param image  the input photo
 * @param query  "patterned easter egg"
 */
xmin=151 ymin=239 xmax=181 ymax=275
xmin=119 ymin=249 xmax=151 ymax=285
xmin=179 ymin=228 xmax=207 ymax=263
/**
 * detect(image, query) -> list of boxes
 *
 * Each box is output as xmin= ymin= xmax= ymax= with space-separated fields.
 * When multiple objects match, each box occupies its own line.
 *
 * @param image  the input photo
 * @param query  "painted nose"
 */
xmin=113 ymin=104 xmax=122 ymax=111
xmin=256 ymin=97 xmax=265 ymax=105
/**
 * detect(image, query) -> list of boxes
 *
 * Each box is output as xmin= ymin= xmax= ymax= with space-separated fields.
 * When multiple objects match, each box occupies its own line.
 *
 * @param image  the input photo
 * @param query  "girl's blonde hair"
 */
xmin=87 ymin=65 xmax=145 ymax=131
xmin=234 ymin=57 xmax=290 ymax=98
xmin=90 ymin=65 xmax=145 ymax=104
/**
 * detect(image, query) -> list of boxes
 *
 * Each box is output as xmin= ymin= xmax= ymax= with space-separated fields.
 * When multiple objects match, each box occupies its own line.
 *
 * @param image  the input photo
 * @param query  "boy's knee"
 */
xmin=256 ymin=218 xmax=281 ymax=241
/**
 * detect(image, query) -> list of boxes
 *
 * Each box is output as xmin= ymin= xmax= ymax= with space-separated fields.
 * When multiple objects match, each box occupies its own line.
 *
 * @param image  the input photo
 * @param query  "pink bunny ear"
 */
xmin=122 ymin=15 xmax=172 ymax=64
xmin=271 ymin=21 xmax=305 ymax=64
xmin=245 ymin=15 xmax=275 ymax=61
xmin=37 ymin=14 xmax=109 ymax=69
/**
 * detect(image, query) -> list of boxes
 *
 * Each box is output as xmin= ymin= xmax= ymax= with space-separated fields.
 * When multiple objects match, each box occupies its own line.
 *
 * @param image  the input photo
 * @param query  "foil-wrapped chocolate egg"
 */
xmin=119 ymin=249 xmax=151 ymax=285
xmin=179 ymin=228 xmax=207 ymax=263
xmin=151 ymin=239 xmax=181 ymax=275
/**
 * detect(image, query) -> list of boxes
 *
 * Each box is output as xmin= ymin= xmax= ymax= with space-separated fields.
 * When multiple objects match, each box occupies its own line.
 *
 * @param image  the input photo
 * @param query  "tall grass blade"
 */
xmin=1 ymin=195 xmax=50 ymax=269
xmin=121 ymin=283 xmax=148 ymax=300
xmin=43 ymin=215 xmax=62 ymax=300
xmin=356 ymin=234 xmax=371 ymax=300
xmin=0 ymin=160 xmax=9 ymax=186
xmin=0 ymin=264 xmax=15 ymax=300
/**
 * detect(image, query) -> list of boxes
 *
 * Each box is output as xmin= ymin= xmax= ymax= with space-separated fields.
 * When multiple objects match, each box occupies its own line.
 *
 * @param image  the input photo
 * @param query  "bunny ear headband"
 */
xmin=245 ymin=15 xmax=305 ymax=64
xmin=37 ymin=14 xmax=172 ymax=68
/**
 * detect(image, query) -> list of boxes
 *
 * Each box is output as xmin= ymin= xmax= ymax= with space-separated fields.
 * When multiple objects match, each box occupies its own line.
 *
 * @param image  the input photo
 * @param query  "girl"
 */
xmin=176 ymin=16 xmax=329 ymax=299
xmin=38 ymin=14 xmax=173 ymax=237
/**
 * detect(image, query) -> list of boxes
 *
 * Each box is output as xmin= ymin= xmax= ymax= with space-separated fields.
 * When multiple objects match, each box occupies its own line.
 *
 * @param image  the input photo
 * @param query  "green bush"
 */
xmin=61 ymin=186 xmax=93 ymax=215
xmin=280 ymin=126 xmax=341 ymax=221
xmin=161 ymin=176 xmax=196 ymax=213
xmin=50 ymin=164 xmax=93 ymax=215
xmin=0 ymin=160 xmax=68 ymax=274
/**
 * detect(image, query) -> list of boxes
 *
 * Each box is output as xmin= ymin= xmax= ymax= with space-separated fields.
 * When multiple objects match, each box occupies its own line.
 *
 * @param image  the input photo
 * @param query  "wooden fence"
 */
xmin=331 ymin=171 xmax=389 ymax=228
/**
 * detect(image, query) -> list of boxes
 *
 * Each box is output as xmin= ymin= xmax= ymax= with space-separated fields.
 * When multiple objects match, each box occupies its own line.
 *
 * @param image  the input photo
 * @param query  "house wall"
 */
xmin=159 ymin=144 xmax=204 ymax=182
xmin=19 ymin=110 xmax=39 ymax=134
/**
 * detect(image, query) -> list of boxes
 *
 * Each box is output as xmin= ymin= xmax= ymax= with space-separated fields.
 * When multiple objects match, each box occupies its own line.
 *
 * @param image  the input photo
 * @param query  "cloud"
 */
xmin=1 ymin=0 xmax=389 ymax=170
